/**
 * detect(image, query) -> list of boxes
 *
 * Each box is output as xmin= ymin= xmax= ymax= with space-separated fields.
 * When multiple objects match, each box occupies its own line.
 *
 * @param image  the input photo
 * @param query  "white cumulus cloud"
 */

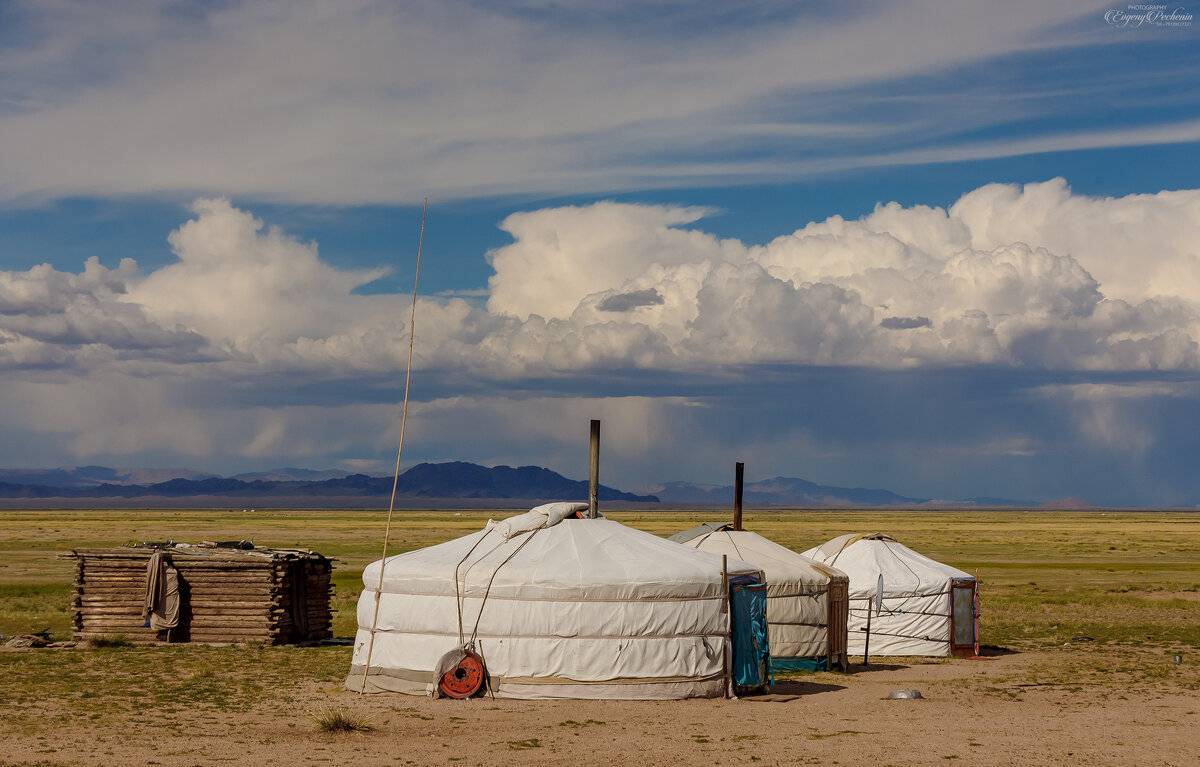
xmin=7 ymin=181 xmax=1200 ymax=506
xmin=4 ymin=180 xmax=1200 ymax=386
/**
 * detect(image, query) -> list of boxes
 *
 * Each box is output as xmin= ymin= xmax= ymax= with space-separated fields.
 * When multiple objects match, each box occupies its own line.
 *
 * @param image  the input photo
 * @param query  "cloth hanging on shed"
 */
xmin=143 ymin=550 xmax=180 ymax=631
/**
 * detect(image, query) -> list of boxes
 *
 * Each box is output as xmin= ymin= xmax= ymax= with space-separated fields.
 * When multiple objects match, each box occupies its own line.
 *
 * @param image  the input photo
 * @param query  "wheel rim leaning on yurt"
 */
xmin=670 ymin=525 xmax=850 ymax=672
xmin=346 ymin=502 xmax=768 ymax=700
xmin=801 ymin=533 xmax=978 ymax=658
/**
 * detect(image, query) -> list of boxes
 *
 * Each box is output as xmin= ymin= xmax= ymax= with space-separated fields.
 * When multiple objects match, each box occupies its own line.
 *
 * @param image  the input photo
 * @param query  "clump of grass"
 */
xmin=310 ymin=705 xmax=374 ymax=733
xmin=87 ymin=634 xmax=132 ymax=649
xmin=807 ymin=730 xmax=869 ymax=740
xmin=559 ymin=719 xmax=605 ymax=728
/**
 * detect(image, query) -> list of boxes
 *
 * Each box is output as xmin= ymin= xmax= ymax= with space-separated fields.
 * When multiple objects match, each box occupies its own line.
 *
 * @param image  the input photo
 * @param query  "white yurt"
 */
xmin=346 ymin=502 xmax=770 ymax=699
xmin=671 ymin=523 xmax=850 ymax=672
xmin=802 ymin=533 xmax=978 ymax=657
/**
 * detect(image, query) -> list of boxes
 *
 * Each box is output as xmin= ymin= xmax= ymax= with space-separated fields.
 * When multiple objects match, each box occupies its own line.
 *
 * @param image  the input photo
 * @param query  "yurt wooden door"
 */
xmin=826 ymin=579 xmax=849 ymax=671
xmin=949 ymin=578 xmax=978 ymax=657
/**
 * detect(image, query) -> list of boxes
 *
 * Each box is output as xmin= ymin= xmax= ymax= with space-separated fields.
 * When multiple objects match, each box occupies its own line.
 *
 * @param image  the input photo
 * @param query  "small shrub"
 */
xmin=311 ymin=705 xmax=374 ymax=733
xmin=88 ymin=635 xmax=132 ymax=649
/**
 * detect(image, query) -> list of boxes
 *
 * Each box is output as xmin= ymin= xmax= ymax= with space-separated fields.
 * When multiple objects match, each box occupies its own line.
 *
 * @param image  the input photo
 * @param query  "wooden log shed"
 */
xmin=63 ymin=543 xmax=333 ymax=644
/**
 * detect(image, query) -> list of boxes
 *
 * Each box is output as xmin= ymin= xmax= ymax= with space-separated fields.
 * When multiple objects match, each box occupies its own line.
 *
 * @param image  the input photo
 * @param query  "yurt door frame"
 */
xmin=729 ymin=575 xmax=770 ymax=692
xmin=826 ymin=578 xmax=850 ymax=671
xmin=949 ymin=578 xmax=978 ymax=657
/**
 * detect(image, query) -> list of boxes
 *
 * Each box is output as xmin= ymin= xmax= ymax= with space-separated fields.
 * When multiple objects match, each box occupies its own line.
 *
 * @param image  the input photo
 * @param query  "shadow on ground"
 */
xmin=843 ymin=662 xmax=909 ymax=673
xmin=977 ymin=645 xmax=1020 ymax=657
xmin=747 ymin=680 xmax=848 ymax=700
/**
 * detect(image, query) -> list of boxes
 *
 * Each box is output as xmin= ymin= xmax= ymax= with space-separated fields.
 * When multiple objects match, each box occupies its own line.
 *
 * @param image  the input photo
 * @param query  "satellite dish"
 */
xmin=875 ymin=574 xmax=884 ymax=615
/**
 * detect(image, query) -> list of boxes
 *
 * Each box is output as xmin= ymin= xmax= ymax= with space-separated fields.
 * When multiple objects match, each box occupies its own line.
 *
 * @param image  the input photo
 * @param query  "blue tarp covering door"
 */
xmin=770 ymin=656 xmax=827 ymax=673
xmin=729 ymin=578 xmax=770 ymax=688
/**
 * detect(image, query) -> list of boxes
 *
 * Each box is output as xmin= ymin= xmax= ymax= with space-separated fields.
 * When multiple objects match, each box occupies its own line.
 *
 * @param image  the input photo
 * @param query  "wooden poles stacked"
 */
xmin=64 ymin=545 xmax=333 ymax=644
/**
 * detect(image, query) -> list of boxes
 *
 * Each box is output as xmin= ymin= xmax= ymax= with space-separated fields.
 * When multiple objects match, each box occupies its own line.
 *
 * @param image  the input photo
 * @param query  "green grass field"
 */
xmin=1 ymin=508 xmax=1196 ymax=719
xmin=2 ymin=507 xmax=1196 ymax=646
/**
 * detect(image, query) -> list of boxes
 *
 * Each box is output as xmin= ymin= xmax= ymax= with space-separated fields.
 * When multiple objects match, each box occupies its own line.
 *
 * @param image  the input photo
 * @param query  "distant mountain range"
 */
xmin=0 ymin=462 xmax=1045 ymax=507
xmin=639 ymin=477 xmax=1035 ymax=507
xmin=0 ymin=462 xmax=658 ymax=503
xmin=0 ymin=465 xmax=347 ymax=488
xmin=643 ymin=477 xmax=920 ymax=506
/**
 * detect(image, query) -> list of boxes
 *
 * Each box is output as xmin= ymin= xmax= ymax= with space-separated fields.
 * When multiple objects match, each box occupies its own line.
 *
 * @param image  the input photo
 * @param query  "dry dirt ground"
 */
xmin=2 ymin=645 xmax=1196 ymax=767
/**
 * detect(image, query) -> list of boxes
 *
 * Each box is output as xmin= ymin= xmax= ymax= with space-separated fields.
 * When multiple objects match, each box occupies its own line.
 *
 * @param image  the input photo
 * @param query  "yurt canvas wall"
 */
xmin=671 ymin=524 xmax=849 ymax=672
xmin=347 ymin=502 xmax=770 ymax=700
xmin=802 ymin=533 xmax=978 ymax=657
xmin=65 ymin=543 xmax=333 ymax=645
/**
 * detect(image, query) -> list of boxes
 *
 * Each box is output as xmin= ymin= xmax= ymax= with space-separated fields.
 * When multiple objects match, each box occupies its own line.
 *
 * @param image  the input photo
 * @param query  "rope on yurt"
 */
xmin=465 ymin=529 xmax=541 ymax=648
xmin=430 ymin=526 xmax=543 ymax=697
xmin=359 ymin=199 xmax=427 ymax=694
xmin=453 ymin=531 xmax=504 ymax=646
xmin=720 ymin=530 xmax=747 ymax=563
xmin=852 ymin=628 xmax=942 ymax=642
xmin=711 ymin=528 xmax=830 ymax=600
xmin=879 ymin=538 xmax=927 ymax=600
xmin=451 ymin=527 xmax=543 ymax=647
xmin=848 ymin=604 xmax=951 ymax=619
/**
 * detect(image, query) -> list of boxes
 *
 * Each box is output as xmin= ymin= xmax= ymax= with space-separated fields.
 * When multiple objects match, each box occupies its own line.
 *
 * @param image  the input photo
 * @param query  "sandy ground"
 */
xmin=3 ymin=647 xmax=1196 ymax=767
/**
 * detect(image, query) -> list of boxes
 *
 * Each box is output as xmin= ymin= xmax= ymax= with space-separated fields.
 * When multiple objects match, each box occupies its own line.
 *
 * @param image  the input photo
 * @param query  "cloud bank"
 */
xmin=5 ymin=179 xmax=1200 ymax=503
xmin=4 ymin=179 xmax=1200 ymax=383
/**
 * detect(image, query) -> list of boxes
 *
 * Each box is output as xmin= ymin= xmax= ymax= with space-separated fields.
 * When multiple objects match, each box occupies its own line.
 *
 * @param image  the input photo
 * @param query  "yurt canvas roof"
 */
xmin=348 ymin=502 xmax=764 ymax=699
xmin=802 ymin=532 xmax=971 ymax=599
xmin=363 ymin=505 xmax=760 ymax=600
xmin=670 ymin=524 xmax=846 ymax=596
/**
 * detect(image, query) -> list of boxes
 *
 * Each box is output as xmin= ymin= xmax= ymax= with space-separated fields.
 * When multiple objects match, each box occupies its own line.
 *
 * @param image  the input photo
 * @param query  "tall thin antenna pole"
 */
xmin=359 ymin=198 xmax=427 ymax=693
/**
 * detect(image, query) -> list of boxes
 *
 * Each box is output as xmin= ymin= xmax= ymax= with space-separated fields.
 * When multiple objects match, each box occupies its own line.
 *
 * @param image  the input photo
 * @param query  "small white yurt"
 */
xmin=346 ymin=502 xmax=769 ymax=699
xmin=671 ymin=523 xmax=850 ymax=672
xmin=802 ymin=533 xmax=978 ymax=657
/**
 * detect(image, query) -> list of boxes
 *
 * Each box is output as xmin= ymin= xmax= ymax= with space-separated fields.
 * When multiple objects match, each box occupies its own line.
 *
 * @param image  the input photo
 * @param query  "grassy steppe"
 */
xmin=1 ymin=508 xmax=1195 ymax=765
xmin=1 ymin=508 xmax=1197 ymax=645
xmin=1 ymin=508 xmax=1196 ymax=718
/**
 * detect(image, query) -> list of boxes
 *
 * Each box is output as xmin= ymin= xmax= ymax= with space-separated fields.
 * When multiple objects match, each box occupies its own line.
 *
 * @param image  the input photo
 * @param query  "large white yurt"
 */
xmin=801 ymin=533 xmax=978 ymax=657
xmin=346 ymin=502 xmax=770 ymax=699
xmin=670 ymin=523 xmax=850 ymax=672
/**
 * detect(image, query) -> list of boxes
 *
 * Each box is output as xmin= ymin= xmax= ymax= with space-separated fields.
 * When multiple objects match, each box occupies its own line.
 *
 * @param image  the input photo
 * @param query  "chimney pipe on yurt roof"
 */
xmin=588 ymin=419 xmax=601 ymax=518
xmin=733 ymin=462 xmax=744 ymax=531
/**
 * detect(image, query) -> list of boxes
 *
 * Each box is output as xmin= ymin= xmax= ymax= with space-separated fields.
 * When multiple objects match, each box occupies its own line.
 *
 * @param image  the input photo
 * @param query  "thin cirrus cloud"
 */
xmin=0 ymin=0 xmax=1156 ymax=206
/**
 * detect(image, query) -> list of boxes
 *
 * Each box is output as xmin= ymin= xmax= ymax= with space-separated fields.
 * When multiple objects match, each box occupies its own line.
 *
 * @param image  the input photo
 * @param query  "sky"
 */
xmin=1 ymin=0 xmax=1199 ymax=505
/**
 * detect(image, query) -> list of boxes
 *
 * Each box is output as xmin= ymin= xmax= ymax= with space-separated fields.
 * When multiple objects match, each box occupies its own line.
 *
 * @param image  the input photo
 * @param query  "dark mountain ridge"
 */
xmin=0 ymin=462 xmax=1041 ymax=506
xmin=646 ymin=476 xmax=928 ymax=506
xmin=0 ymin=461 xmax=658 ymax=503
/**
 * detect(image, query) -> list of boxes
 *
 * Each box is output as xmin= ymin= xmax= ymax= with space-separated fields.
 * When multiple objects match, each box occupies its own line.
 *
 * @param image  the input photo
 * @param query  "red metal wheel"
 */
xmin=437 ymin=650 xmax=486 ymax=699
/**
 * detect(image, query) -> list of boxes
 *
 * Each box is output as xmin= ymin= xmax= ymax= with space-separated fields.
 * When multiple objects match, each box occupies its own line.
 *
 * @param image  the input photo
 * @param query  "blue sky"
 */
xmin=1 ymin=0 xmax=1199 ymax=505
